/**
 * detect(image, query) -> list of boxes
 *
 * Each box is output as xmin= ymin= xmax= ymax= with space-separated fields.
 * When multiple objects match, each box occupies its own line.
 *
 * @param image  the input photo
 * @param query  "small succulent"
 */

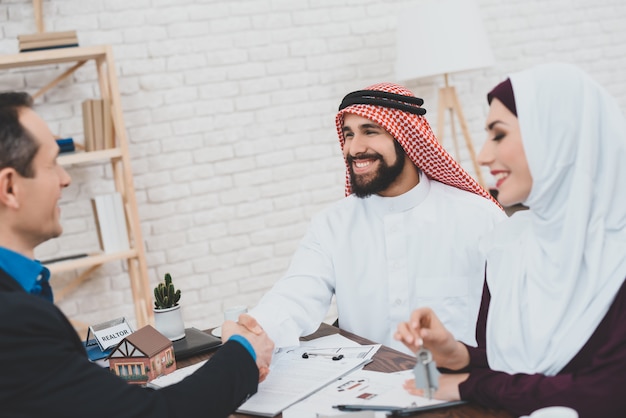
xmin=154 ymin=273 xmax=181 ymax=309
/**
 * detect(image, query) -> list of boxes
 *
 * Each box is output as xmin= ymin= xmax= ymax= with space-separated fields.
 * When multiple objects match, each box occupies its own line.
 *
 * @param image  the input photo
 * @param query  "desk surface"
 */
xmin=177 ymin=324 xmax=513 ymax=418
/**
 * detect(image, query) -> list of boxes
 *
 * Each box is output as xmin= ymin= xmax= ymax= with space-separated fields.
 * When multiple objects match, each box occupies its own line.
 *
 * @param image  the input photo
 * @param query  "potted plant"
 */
xmin=153 ymin=273 xmax=185 ymax=341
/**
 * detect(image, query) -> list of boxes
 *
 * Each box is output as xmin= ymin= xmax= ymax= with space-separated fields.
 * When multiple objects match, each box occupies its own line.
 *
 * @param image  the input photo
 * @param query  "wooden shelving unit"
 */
xmin=0 ymin=45 xmax=153 ymax=330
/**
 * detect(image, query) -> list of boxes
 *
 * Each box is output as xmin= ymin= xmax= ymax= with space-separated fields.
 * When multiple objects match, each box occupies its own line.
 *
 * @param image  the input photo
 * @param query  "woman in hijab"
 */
xmin=394 ymin=63 xmax=626 ymax=418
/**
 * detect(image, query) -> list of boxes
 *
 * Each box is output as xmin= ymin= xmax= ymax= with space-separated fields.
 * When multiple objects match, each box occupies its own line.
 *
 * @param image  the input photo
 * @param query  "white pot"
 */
xmin=153 ymin=305 xmax=185 ymax=341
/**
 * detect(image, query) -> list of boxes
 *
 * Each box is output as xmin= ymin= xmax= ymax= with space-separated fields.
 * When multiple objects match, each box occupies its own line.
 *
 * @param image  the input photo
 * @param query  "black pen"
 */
xmin=333 ymin=404 xmax=403 ymax=412
xmin=388 ymin=400 xmax=468 ymax=416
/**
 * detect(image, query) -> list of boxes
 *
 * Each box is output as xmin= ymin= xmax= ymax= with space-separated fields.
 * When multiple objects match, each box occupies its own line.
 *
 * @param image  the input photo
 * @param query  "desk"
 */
xmin=177 ymin=324 xmax=513 ymax=418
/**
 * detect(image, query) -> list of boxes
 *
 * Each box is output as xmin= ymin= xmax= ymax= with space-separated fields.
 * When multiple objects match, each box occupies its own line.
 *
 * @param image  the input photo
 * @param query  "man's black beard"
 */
xmin=348 ymin=141 xmax=406 ymax=198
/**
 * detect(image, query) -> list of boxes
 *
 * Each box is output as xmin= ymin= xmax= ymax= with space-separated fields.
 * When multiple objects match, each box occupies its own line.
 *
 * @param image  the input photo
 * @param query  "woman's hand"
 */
xmin=402 ymin=373 xmax=469 ymax=401
xmin=394 ymin=307 xmax=469 ymax=370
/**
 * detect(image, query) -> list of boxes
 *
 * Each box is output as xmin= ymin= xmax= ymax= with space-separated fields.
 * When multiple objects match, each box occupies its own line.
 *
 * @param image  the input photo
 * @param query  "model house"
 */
xmin=107 ymin=325 xmax=177 ymax=385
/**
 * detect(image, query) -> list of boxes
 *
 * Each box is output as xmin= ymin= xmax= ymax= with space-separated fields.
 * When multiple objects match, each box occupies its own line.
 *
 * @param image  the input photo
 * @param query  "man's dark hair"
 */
xmin=0 ymin=92 xmax=39 ymax=178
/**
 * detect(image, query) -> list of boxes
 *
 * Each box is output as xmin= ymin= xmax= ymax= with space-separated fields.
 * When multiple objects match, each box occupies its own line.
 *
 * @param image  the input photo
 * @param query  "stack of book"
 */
xmin=82 ymin=99 xmax=114 ymax=151
xmin=56 ymin=137 xmax=75 ymax=154
xmin=18 ymin=30 xmax=79 ymax=52
xmin=91 ymin=193 xmax=130 ymax=254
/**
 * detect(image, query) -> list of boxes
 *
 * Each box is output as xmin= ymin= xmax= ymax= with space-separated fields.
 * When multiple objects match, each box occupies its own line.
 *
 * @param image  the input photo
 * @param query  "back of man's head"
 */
xmin=0 ymin=92 xmax=38 ymax=178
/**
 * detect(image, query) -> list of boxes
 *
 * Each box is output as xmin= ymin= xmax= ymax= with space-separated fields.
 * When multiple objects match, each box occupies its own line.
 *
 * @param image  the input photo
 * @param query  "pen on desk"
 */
xmin=388 ymin=401 xmax=468 ymax=417
xmin=302 ymin=352 xmax=344 ymax=360
xmin=333 ymin=404 xmax=403 ymax=412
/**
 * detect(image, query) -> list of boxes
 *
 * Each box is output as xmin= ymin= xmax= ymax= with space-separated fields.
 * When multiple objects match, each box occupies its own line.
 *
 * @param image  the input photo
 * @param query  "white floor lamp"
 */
xmin=395 ymin=0 xmax=495 ymax=188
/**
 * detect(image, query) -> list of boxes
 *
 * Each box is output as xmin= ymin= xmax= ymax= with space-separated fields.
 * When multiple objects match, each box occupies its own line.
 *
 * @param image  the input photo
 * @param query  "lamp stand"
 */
xmin=436 ymin=73 xmax=485 ymax=187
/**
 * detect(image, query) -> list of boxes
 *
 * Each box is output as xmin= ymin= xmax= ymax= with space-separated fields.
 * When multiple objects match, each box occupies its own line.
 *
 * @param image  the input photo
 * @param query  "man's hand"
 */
xmin=394 ymin=307 xmax=469 ymax=371
xmin=221 ymin=314 xmax=274 ymax=382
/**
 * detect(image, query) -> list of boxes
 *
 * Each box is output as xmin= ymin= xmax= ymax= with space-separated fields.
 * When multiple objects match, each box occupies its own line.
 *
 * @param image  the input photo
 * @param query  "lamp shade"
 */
xmin=395 ymin=0 xmax=495 ymax=81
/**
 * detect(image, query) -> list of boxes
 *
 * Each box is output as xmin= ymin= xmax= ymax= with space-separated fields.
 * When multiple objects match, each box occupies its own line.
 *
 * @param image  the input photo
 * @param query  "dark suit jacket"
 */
xmin=0 ymin=268 xmax=258 ymax=418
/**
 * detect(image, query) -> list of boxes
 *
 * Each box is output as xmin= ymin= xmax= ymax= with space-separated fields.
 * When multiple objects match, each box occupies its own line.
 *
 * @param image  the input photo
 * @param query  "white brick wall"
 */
xmin=2 ymin=0 xmax=626 ymax=334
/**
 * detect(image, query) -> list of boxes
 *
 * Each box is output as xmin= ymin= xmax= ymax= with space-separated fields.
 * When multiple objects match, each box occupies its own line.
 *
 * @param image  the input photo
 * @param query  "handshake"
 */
xmin=221 ymin=314 xmax=274 ymax=382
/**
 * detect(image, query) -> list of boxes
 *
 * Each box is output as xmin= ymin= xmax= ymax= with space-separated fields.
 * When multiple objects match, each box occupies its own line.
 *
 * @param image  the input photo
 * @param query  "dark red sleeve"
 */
xmin=462 ymin=280 xmax=490 ymax=368
xmin=458 ymin=278 xmax=626 ymax=418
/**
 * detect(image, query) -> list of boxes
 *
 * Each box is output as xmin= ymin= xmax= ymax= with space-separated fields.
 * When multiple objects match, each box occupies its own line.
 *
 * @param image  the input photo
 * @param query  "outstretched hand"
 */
xmin=394 ymin=307 xmax=469 ymax=371
xmin=221 ymin=314 xmax=274 ymax=382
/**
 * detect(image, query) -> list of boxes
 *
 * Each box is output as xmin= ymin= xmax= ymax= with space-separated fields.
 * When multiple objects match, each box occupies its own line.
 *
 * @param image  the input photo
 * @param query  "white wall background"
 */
xmin=1 ymin=0 xmax=625 ymax=335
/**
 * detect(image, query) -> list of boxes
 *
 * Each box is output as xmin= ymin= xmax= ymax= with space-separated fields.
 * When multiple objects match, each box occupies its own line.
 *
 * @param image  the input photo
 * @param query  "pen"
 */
xmin=333 ymin=404 xmax=403 ymax=412
xmin=302 ymin=352 xmax=344 ymax=360
xmin=388 ymin=401 xmax=468 ymax=416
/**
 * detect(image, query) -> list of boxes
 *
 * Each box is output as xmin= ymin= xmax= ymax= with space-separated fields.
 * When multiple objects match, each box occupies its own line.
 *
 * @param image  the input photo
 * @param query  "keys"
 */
xmin=413 ymin=347 xmax=440 ymax=400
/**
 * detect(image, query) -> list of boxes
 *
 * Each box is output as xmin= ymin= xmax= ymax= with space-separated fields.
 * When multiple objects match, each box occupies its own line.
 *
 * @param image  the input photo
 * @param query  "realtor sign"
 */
xmin=87 ymin=317 xmax=134 ymax=351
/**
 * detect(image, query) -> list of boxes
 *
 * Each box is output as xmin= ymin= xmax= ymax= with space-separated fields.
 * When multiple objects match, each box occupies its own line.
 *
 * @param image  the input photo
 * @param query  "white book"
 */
xmin=92 ymin=193 xmax=129 ymax=253
xmin=92 ymin=195 xmax=115 ymax=253
xmin=110 ymin=192 xmax=130 ymax=251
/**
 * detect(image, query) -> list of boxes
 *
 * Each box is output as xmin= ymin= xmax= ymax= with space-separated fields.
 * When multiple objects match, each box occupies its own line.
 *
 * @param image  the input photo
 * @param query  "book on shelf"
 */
xmin=82 ymin=100 xmax=95 ymax=152
xmin=102 ymin=99 xmax=114 ymax=148
xmin=92 ymin=99 xmax=104 ymax=150
xmin=91 ymin=193 xmax=130 ymax=254
xmin=17 ymin=30 xmax=78 ymax=43
xmin=18 ymin=30 xmax=79 ymax=52
xmin=82 ymin=99 xmax=113 ymax=151
xmin=19 ymin=38 xmax=79 ymax=52
xmin=56 ymin=137 xmax=75 ymax=153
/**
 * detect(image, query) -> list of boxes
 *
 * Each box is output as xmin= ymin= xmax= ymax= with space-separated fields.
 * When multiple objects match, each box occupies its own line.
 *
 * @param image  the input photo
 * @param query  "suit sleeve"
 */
xmin=0 ymin=293 xmax=258 ymax=418
xmin=458 ymin=279 xmax=626 ymax=418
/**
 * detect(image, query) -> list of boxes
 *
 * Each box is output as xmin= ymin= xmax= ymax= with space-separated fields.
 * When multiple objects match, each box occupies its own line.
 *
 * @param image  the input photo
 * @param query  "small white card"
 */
xmin=88 ymin=317 xmax=133 ymax=351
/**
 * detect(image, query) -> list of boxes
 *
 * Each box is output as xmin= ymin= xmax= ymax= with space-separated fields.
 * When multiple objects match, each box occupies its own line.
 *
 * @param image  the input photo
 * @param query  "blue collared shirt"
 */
xmin=0 ymin=247 xmax=53 ymax=302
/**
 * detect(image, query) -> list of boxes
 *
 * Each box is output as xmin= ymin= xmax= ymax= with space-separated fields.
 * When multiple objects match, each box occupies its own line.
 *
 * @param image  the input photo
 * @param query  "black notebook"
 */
xmin=172 ymin=327 xmax=222 ymax=360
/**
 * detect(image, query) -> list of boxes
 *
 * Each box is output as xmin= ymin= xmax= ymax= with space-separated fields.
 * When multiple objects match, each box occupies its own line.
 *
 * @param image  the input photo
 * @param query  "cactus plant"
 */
xmin=153 ymin=273 xmax=181 ymax=309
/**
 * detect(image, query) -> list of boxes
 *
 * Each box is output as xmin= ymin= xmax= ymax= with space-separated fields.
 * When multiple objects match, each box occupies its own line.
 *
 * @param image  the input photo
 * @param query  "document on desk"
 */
xmin=236 ymin=336 xmax=380 ymax=417
xmin=147 ymin=360 xmax=207 ymax=389
xmin=282 ymin=369 xmax=446 ymax=418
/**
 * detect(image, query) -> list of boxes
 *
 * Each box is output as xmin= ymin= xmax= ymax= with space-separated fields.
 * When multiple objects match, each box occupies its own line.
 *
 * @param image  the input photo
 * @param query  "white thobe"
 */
xmin=250 ymin=174 xmax=506 ymax=355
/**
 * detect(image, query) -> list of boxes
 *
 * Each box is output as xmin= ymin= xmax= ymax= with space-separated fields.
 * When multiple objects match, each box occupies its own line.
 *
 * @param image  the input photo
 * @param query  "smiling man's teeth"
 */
xmin=355 ymin=161 xmax=371 ymax=168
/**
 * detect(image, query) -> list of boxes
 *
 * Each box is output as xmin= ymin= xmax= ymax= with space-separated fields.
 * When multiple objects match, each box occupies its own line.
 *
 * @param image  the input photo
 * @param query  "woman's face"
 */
xmin=478 ymin=98 xmax=532 ymax=207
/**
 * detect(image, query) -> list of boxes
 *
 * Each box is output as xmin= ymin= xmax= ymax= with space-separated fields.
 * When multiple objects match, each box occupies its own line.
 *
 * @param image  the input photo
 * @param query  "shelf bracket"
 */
xmin=33 ymin=60 xmax=87 ymax=101
xmin=54 ymin=264 xmax=101 ymax=302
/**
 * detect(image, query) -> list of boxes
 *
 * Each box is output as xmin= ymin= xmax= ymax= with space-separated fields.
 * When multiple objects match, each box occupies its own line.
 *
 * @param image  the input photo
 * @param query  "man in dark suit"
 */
xmin=0 ymin=92 xmax=274 ymax=418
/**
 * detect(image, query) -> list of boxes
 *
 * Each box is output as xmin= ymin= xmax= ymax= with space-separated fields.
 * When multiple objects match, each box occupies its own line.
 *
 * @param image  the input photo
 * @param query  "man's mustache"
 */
xmin=346 ymin=153 xmax=382 ymax=164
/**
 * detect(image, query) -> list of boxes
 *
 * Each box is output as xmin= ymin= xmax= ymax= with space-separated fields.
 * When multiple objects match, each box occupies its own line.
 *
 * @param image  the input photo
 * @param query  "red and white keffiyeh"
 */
xmin=335 ymin=82 xmax=496 ymax=204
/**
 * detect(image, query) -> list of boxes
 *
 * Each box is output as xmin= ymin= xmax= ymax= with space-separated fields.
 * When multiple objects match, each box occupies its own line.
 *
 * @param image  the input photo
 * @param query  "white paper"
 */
xmin=147 ymin=360 xmax=206 ymax=389
xmin=146 ymin=335 xmax=382 ymax=417
xmin=236 ymin=346 xmax=376 ymax=417
xmin=282 ymin=369 xmax=445 ymax=418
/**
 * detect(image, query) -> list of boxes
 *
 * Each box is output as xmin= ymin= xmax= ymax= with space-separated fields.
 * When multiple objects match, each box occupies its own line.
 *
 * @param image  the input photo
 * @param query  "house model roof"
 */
xmin=108 ymin=325 xmax=172 ymax=359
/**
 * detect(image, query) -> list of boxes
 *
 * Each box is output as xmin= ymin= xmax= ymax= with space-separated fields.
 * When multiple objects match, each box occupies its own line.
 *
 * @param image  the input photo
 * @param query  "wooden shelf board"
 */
xmin=0 ymin=45 xmax=108 ymax=69
xmin=58 ymin=147 xmax=122 ymax=166
xmin=46 ymin=249 xmax=138 ymax=274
